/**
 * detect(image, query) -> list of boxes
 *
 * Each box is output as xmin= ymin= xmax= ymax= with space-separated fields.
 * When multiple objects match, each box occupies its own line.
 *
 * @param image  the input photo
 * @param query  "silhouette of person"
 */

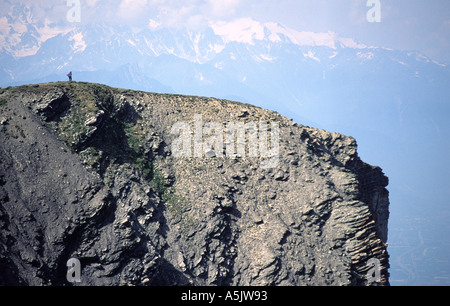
xmin=67 ymin=71 xmax=72 ymax=82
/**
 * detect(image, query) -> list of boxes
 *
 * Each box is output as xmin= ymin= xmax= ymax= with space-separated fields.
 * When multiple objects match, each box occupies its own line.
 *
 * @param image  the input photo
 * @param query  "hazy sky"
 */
xmin=1 ymin=0 xmax=450 ymax=64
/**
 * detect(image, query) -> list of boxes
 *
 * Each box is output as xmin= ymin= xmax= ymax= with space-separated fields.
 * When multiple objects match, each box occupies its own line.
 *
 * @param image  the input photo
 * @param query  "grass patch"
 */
xmin=123 ymin=122 xmax=142 ymax=155
xmin=164 ymin=191 xmax=187 ymax=216
xmin=149 ymin=163 xmax=188 ymax=218
xmin=57 ymin=106 xmax=97 ymax=148
xmin=0 ymin=99 xmax=7 ymax=107
xmin=50 ymin=83 xmax=116 ymax=150
xmin=149 ymin=166 xmax=168 ymax=195
xmin=122 ymin=121 xmax=153 ymax=180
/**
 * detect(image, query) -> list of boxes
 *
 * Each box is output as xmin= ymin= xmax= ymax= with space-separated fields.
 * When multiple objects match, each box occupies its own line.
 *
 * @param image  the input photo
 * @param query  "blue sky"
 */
xmin=1 ymin=0 xmax=450 ymax=64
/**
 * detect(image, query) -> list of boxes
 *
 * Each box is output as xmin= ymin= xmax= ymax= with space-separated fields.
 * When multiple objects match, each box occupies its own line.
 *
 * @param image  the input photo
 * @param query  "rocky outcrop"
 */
xmin=0 ymin=82 xmax=389 ymax=286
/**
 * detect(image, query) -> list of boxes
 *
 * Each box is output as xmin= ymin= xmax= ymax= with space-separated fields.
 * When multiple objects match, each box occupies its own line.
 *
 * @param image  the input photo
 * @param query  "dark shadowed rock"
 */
xmin=0 ymin=82 xmax=389 ymax=286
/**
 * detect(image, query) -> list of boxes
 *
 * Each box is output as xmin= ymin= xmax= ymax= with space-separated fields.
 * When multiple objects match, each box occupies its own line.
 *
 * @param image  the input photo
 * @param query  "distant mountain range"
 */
xmin=2 ymin=13 xmax=450 ymax=285
xmin=2 ymin=17 xmax=449 ymax=131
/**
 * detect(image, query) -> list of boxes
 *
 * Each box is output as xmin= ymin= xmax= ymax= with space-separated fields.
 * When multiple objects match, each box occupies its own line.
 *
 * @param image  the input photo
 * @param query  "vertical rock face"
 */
xmin=0 ymin=83 xmax=389 ymax=286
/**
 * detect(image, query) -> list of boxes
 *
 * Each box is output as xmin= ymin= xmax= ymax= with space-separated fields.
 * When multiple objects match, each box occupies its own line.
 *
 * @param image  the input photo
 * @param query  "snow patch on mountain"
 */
xmin=303 ymin=50 xmax=320 ymax=62
xmin=0 ymin=15 xmax=71 ymax=58
xmin=210 ymin=17 xmax=368 ymax=51
xmin=211 ymin=17 xmax=339 ymax=48
xmin=356 ymin=51 xmax=375 ymax=61
xmin=211 ymin=18 xmax=265 ymax=45
xmin=338 ymin=37 xmax=368 ymax=49
xmin=69 ymin=32 xmax=87 ymax=53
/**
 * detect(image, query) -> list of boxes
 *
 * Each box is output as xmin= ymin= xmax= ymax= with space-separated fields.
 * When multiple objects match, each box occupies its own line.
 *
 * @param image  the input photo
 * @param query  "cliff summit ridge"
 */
xmin=0 ymin=82 xmax=389 ymax=286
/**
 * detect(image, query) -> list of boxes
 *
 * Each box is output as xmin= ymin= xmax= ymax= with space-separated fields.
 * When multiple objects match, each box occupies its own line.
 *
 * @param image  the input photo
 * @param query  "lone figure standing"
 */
xmin=67 ymin=71 xmax=72 ymax=82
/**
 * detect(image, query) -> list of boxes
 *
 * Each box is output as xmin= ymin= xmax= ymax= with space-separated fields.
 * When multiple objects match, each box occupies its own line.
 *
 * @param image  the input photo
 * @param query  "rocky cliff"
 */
xmin=0 ymin=82 xmax=389 ymax=286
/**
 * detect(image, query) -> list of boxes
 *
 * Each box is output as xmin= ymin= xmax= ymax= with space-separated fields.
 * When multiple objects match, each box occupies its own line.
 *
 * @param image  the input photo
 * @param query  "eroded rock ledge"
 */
xmin=0 ymin=82 xmax=389 ymax=286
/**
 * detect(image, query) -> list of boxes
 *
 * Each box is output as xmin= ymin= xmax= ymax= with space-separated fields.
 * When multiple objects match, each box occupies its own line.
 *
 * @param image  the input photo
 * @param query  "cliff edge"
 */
xmin=0 ymin=82 xmax=389 ymax=286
